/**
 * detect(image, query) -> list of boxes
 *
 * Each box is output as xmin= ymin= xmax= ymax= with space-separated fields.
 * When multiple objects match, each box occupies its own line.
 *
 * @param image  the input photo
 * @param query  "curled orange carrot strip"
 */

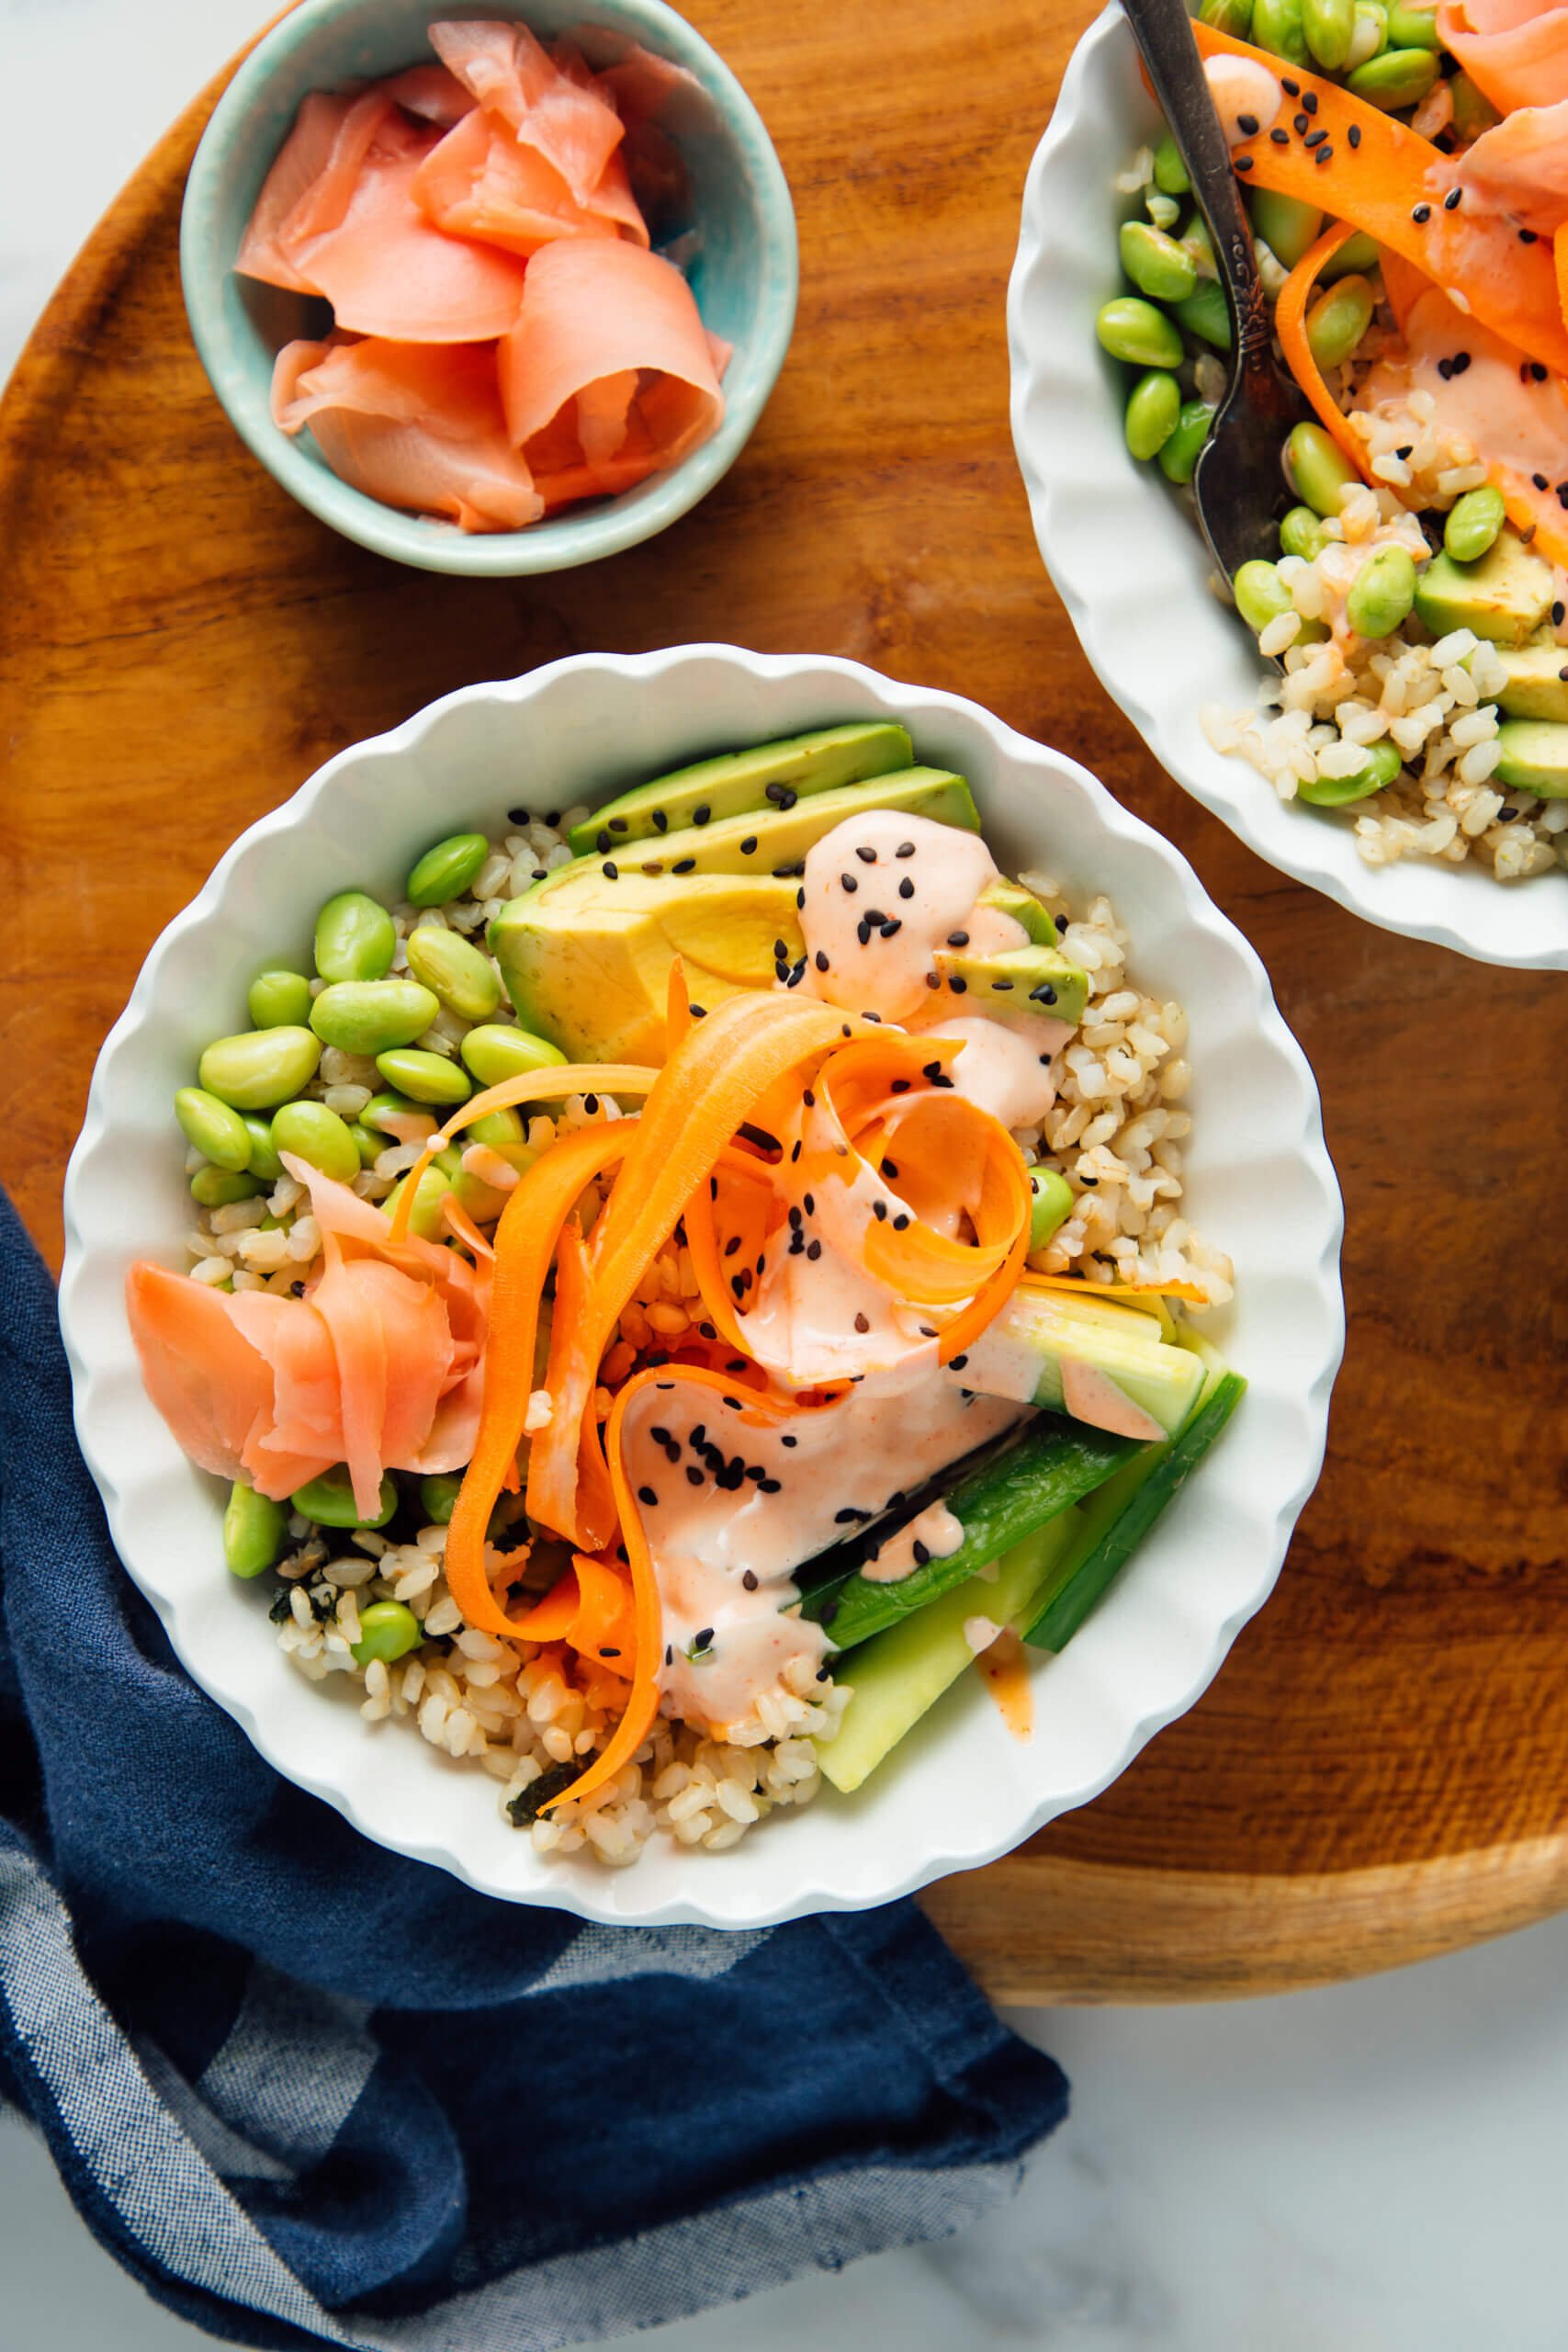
xmin=511 ymin=1552 xmax=636 ymax=1672
xmin=1275 ymin=223 xmax=1369 ymax=479
xmin=387 ymin=1061 xmax=659 ymax=1244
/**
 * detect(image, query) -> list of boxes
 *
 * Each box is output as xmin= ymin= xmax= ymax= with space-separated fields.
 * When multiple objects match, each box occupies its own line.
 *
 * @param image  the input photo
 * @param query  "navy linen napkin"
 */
xmin=0 ymin=1189 xmax=1067 ymax=2352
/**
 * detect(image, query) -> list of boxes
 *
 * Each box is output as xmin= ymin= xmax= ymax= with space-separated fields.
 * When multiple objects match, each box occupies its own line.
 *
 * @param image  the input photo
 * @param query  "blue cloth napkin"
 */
xmin=0 ymin=1189 xmax=1067 ymax=2350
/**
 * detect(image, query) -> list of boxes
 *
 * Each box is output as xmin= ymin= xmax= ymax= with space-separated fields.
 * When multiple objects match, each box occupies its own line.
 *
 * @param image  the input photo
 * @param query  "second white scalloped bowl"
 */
xmin=61 ymin=647 xmax=1343 ymax=1929
xmin=1010 ymin=5 xmax=1568 ymax=971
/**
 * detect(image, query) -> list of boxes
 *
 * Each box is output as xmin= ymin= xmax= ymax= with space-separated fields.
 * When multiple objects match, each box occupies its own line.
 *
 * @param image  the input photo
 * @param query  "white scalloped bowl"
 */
xmin=1010 ymin=6 xmax=1568 ymax=972
xmin=61 ymin=647 xmax=1342 ymax=1929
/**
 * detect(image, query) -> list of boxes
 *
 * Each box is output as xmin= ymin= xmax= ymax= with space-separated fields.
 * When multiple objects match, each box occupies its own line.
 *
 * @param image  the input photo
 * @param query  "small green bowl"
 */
xmin=180 ymin=0 xmax=798 ymax=575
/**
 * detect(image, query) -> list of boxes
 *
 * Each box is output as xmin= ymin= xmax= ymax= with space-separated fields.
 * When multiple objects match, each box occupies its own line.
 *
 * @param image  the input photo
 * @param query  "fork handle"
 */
xmin=1118 ymin=0 xmax=1272 ymax=376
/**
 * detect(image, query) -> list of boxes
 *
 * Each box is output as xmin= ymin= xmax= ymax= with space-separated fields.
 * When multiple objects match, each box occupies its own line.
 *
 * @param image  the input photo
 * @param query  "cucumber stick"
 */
xmin=797 ymin=1414 xmax=1140 ymax=1651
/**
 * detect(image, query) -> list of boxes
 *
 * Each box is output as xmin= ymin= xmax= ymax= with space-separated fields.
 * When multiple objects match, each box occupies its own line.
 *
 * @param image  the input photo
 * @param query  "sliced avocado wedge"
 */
xmin=1495 ymin=643 xmax=1568 ymax=723
xmin=490 ymin=867 xmax=805 ymax=1064
xmin=962 ymin=1283 xmax=1206 ymax=1435
xmin=566 ymin=723 xmax=915 ymax=854
xmin=1413 ymin=530 xmax=1555 ymax=647
xmin=552 ymin=768 xmax=979 ymax=886
xmin=976 ymin=876 xmax=1059 ymax=945
xmin=931 ymin=941 xmax=1089 ymax=1026
xmin=1493 ymin=718 xmax=1568 ymax=797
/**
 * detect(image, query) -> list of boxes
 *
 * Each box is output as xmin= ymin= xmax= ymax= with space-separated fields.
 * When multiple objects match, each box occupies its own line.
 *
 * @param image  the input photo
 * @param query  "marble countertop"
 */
xmin=5 ymin=4 xmax=1567 ymax=2346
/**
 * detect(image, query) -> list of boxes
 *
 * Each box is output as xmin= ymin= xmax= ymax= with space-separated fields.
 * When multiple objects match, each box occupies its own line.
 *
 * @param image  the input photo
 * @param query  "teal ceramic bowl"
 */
xmin=180 ymin=0 xmax=797 ymax=575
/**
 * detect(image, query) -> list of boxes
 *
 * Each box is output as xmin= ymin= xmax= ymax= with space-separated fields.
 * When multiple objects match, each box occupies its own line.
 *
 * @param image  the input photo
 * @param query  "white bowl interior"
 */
xmin=1009 ymin=6 xmax=1568 ymax=973
xmin=61 ymin=648 xmax=1343 ymax=1928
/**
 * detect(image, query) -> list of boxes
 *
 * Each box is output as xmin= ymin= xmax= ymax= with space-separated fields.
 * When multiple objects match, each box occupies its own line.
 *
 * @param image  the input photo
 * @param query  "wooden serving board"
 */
xmin=5 ymin=0 xmax=1565 ymax=2003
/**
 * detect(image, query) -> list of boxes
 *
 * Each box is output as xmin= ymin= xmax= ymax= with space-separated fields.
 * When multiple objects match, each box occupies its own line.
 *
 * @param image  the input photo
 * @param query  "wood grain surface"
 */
xmin=3 ymin=0 xmax=1565 ymax=2001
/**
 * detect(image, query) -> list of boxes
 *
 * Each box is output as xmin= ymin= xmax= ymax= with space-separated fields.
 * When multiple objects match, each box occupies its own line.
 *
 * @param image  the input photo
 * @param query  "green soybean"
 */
xmin=360 ymin=1090 xmax=427 ymax=1134
xmin=1179 ymin=210 xmax=1216 ymax=278
xmin=351 ymin=1600 xmax=423 ymax=1667
xmin=348 ymin=1122 xmax=383 ymax=1169
xmin=1247 ymin=189 xmax=1323 ymax=272
xmin=1349 ymin=0 xmax=1389 ymax=62
xmin=223 ymin=1480 xmax=288 ymax=1578
xmin=460 ymin=1024 xmax=568 ymax=1086
xmin=1347 ymin=45 xmax=1438 ymax=104
xmin=419 ymin=1474 xmax=465 ymax=1525
xmin=1280 ymin=505 xmax=1330 ymax=560
xmin=1305 ymin=273 xmax=1375 ymax=371
xmin=1157 ymin=400 xmax=1215 ymax=485
xmin=1175 ymin=280 xmax=1230 ymax=350
xmin=1444 ymin=484 xmax=1507 ymax=564
xmin=247 ymin=967 xmax=313 ymax=1029
xmin=310 ymin=979 xmax=439 ymax=1055
xmin=1297 ymin=739 xmax=1403 ymax=806
xmin=1318 ymin=230 xmax=1381 ymax=283
xmin=1028 ymin=1169 xmax=1076 ymax=1254
xmin=1119 ymin=220 xmax=1196 ymax=304
xmin=1152 ymin=131 xmax=1190 ymax=195
xmin=192 ymin=1166 xmax=262 ymax=1207
xmin=1200 ymin=0 xmax=1253 ymax=29
xmin=1450 ymin=72 xmax=1500 ymax=141
xmin=1346 ymin=544 xmax=1417 ymax=639
xmin=175 ymin=1086 xmax=253 ymax=1171
xmin=405 ymin=925 xmax=503 ymax=1021
xmin=1304 ymin=0 xmax=1355 ymax=64
xmin=1234 ymin=560 xmax=1294 ymax=635
xmin=1386 ymin=0 xmax=1439 ymax=44
xmin=243 ymin=1114 xmax=285 ymax=1182
xmin=375 ymin=1048 xmax=472 ymax=1106
xmin=407 ymin=832 xmax=489 ymax=909
xmin=271 ymin=1100 xmax=362 ymax=1182
xmin=383 ymin=1160 xmax=457 ymax=1242
xmin=291 ymin=1466 xmax=398 ymax=1529
xmin=1252 ymin=0 xmax=1309 ymax=63
xmin=1285 ymin=421 xmax=1359 ymax=517
xmin=1125 ymin=369 xmax=1182 ymax=462
xmin=468 ymin=1105 xmax=526 ymax=1149
xmin=1095 ymin=296 xmax=1183 ymax=370
xmin=314 ymin=891 xmax=396 ymax=984
xmin=198 ymin=1027 xmax=321 ymax=1111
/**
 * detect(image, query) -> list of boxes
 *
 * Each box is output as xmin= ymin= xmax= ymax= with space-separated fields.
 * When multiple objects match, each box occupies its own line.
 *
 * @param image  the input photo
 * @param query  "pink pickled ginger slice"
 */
xmin=409 ymin=104 xmax=648 ymax=256
xmin=236 ymin=90 xmax=390 ymax=291
xmin=428 ymin=17 xmax=625 ymax=206
xmin=1438 ymin=0 xmax=1568 ymax=115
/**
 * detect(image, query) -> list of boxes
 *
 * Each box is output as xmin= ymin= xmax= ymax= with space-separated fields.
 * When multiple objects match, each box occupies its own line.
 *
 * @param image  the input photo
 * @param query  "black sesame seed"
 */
xmin=892 ymin=1213 xmax=910 ymax=1231
xmin=1450 ymin=352 xmax=1471 ymax=377
xmin=1303 ymin=127 xmax=1326 ymax=147
xmin=873 ymin=1200 xmax=888 ymax=1221
xmin=1534 ymin=472 xmax=1550 ymax=491
xmin=912 ymin=1541 xmax=931 ymax=1566
xmin=652 ymin=808 xmax=668 ymax=832
xmin=1270 ymin=126 xmax=1289 ymax=144
xmin=692 ymin=804 xmax=711 ymax=825
xmin=1314 ymin=142 xmax=1333 ymax=165
xmin=1348 ymin=123 xmax=1361 ymax=148
xmin=1412 ymin=203 xmax=1431 ymax=223
xmin=790 ymin=1139 xmax=802 ymax=1162
xmin=1302 ymin=88 xmax=1318 ymax=114
xmin=665 ymin=1645 xmax=673 ymax=1666
xmin=532 ymin=869 xmax=547 ymax=881
xmin=803 ymin=1091 xmax=815 ymax=1108
xmin=694 ymin=1627 xmax=714 ymax=1648
xmin=815 ymin=949 xmax=829 ymax=972
xmin=926 ymin=971 xmax=941 ymax=989
xmin=1293 ymin=110 xmax=1308 ymax=132
xmin=946 ymin=930 xmax=969 ymax=946
xmin=857 ymin=919 xmax=872 ymax=944
xmin=1280 ymin=74 xmax=1299 ymax=92
xmin=897 ymin=876 xmax=915 ymax=900
xmin=688 ymin=1001 xmax=706 ymax=1017
xmin=950 ymin=1352 xmax=969 ymax=1371
xmin=855 ymin=843 xmax=878 ymax=864
xmin=1520 ymin=227 xmax=1539 ymax=243
xmin=840 ymin=873 xmax=859 ymax=892
xmin=602 ymin=861 xmax=618 ymax=878
xmin=724 ymin=1233 xmax=741 ymax=1257
xmin=949 ymin=975 xmax=968 ymax=994
xmin=637 ymin=1485 xmax=659 ymax=1506
xmin=834 ymin=1506 xmax=871 ymax=1523
xmin=673 ymin=857 xmax=695 ymax=874
xmin=1054 ymin=911 xmax=1068 ymax=933
xmin=782 ymin=1433 xmax=798 ymax=1448
xmin=1499 ymin=808 xmax=1518 ymax=822
xmin=1555 ymin=602 xmax=1566 ymax=627
xmin=1443 ymin=185 xmax=1462 ymax=209
xmin=882 ymin=1161 xmax=897 ymax=1180
xmin=807 ymin=1238 xmax=822 ymax=1261
xmin=896 ymin=841 xmax=916 ymax=857
xmin=802 ymin=1193 xmax=816 ymax=1214
xmin=508 ymin=804 xmax=528 ymax=822
xmin=609 ymin=816 xmax=627 ymax=832
xmin=881 ymin=918 xmax=902 ymax=938
xmin=796 ymin=887 xmax=806 ymax=910
xmin=1394 ymin=445 xmax=1413 ymax=459
xmin=740 ymin=835 xmax=758 ymax=854
xmin=853 ymin=1312 xmax=870 ymax=1333
xmin=596 ymin=830 xmax=612 ymax=853
xmin=1236 ymin=110 xmax=1258 ymax=133
xmin=1534 ymin=364 xmax=1551 ymax=382
xmin=742 ymin=1569 xmax=759 ymax=1589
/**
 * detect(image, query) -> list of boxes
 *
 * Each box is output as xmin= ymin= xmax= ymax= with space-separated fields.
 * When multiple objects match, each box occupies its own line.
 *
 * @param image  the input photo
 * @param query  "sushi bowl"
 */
xmin=61 ymin=646 xmax=1343 ymax=1929
xmin=180 ymin=0 xmax=798 ymax=576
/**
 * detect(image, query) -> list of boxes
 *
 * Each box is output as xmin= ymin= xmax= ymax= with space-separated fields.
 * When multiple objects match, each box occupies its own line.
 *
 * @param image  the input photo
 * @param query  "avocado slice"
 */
xmin=1493 ymin=718 xmax=1568 ymax=797
xmin=1413 ymin=530 xmax=1555 ymax=647
xmin=931 ymin=941 xmax=1089 ymax=1026
xmin=548 ymin=768 xmax=978 ymax=887
xmin=566 ymin=723 xmax=915 ymax=854
xmin=964 ymin=1283 xmax=1206 ymax=1434
xmin=1495 ymin=643 xmax=1568 ymax=722
xmin=977 ymin=877 xmax=1058 ymax=945
xmin=490 ymin=867 xmax=805 ymax=1064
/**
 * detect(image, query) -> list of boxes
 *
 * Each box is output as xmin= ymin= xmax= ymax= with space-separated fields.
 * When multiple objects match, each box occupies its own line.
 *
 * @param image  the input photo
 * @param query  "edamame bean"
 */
xmin=351 ymin=1600 xmax=423 ymax=1667
xmin=1095 ymin=296 xmax=1183 ymax=370
xmin=1175 ymin=280 xmax=1231 ymax=350
xmin=1284 ymin=422 xmax=1359 ymax=517
xmin=1028 ymin=1169 xmax=1075 ymax=1254
xmin=1200 ymin=0 xmax=1253 ymax=30
xmin=375 ymin=1048 xmax=472 ymax=1106
xmin=243 ymin=1114 xmax=285 ymax=1182
xmin=451 ymin=1161 xmax=511 ymax=1224
xmin=271 ymin=1099 xmax=362 ymax=1182
xmin=1157 ymin=399 xmax=1216 ymax=485
xmin=1346 ymin=544 xmax=1417 ymax=639
xmin=247 ymin=967 xmax=313 ymax=1029
xmin=1318 ymin=230 xmax=1381 ymax=283
xmin=1125 ymin=369 xmax=1182 ymax=462
xmin=310 ymin=978 xmax=439 ymax=1055
xmin=198 ymin=1027 xmax=321 ymax=1111
xmin=1234 ymin=560 xmax=1295 ymax=635
xmin=1252 ymin=0 xmax=1309 ymax=63
xmin=460 ymin=1023 xmax=568 ymax=1086
xmin=1280 ymin=504 xmax=1330 ymax=560
xmin=468 ymin=1105 xmax=526 ymax=1148
xmin=1119 ymin=220 xmax=1198 ymax=303
xmin=1450 ymin=71 xmax=1499 ymax=141
xmin=1179 ymin=211 xmax=1216 ymax=278
xmin=1305 ymin=273 xmax=1375 ymax=371
xmin=407 ymin=832 xmax=489 ymax=909
xmin=314 ymin=890 xmax=396 ymax=984
xmin=1303 ymin=0 xmax=1355 ymax=65
xmin=1297 ymin=740 xmax=1403 ymax=805
xmin=405 ymin=925 xmax=503 ymax=1021
xmin=1444 ymin=484 xmax=1506 ymax=564
xmin=384 ymin=1161 xmax=456 ymax=1242
xmin=1247 ymin=189 xmax=1323 ymax=271
xmin=1347 ymin=45 xmax=1438 ymax=105
xmin=1348 ymin=0 xmax=1388 ymax=63
xmin=223 ymin=1479 xmax=288 ymax=1577
xmin=192 ymin=1166 xmax=263 ymax=1207
xmin=1152 ymin=132 xmax=1190 ymax=196
xmin=419 ymin=1474 xmax=465 ymax=1525
xmin=1386 ymin=0 xmax=1439 ymax=45
xmin=175 ymin=1086 xmax=253 ymax=1171
xmin=348 ymin=1122 xmax=383 ymax=1169
xmin=291 ymin=1466 xmax=398 ymax=1529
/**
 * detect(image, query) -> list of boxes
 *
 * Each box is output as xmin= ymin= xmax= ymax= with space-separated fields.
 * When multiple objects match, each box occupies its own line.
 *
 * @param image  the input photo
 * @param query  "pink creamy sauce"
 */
xmin=1202 ymin=54 xmax=1284 ymax=147
xmin=1361 ymin=286 xmax=1568 ymax=522
xmin=861 ymin=1501 xmax=966 ymax=1585
xmin=619 ymin=1368 xmax=1023 ymax=1727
